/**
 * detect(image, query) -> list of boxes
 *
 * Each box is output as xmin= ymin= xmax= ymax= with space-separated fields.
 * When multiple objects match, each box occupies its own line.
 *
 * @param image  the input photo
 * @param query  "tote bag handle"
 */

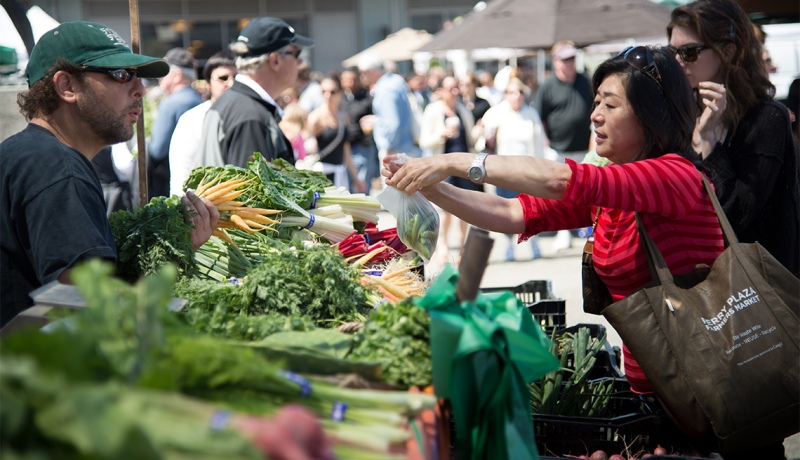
xmin=635 ymin=176 xmax=738 ymax=286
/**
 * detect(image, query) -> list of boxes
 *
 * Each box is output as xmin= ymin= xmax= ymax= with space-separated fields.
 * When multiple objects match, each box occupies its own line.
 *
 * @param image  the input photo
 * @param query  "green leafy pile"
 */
xmin=1 ymin=357 xmax=262 ymax=460
xmin=348 ymin=298 xmax=432 ymax=389
xmin=181 ymin=305 xmax=318 ymax=342
xmin=109 ymin=195 xmax=196 ymax=283
xmin=176 ymin=244 xmax=371 ymax=327
xmin=1 ymin=260 xmax=436 ymax=458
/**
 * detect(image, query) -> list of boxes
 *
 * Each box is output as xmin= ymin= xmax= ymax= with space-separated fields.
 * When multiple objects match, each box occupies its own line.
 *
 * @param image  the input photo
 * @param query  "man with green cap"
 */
xmin=0 ymin=21 xmax=220 ymax=328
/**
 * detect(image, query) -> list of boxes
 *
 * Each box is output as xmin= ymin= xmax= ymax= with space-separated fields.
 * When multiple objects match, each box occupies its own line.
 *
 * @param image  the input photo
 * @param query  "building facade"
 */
xmin=42 ymin=0 xmax=477 ymax=73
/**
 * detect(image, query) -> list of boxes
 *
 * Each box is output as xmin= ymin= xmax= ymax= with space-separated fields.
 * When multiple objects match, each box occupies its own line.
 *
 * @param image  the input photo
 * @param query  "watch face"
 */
xmin=468 ymin=166 xmax=482 ymax=181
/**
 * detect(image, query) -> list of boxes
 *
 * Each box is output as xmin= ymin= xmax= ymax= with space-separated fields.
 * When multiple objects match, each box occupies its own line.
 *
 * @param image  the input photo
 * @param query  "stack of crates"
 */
xmin=481 ymin=280 xmax=566 ymax=334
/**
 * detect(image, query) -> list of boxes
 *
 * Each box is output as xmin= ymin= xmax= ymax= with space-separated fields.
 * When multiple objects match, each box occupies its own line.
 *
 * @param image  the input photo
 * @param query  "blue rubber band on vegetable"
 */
xmin=209 ymin=410 xmax=232 ymax=431
xmin=363 ymin=269 xmax=383 ymax=276
xmin=331 ymin=402 xmax=348 ymax=422
xmin=373 ymin=298 xmax=387 ymax=309
xmin=279 ymin=370 xmax=312 ymax=397
xmin=229 ymin=276 xmax=240 ymax=285
xmin=305 ymin=214 xmax=315 ymax=229
xmin=364 ymin=233 xmax=371 ymax=245
xmin=310 ymin=192 xmax=320 ymax=209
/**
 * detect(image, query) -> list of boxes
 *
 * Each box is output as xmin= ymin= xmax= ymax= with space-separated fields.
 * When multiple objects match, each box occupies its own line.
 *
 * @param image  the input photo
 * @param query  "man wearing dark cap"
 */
xmin=0 ymin=22 xmax=219 ymax=328
xmin=201 ymin=17 xmax=314 ymax=168
xmin=147 ymin=47 xmax=203 ymax=198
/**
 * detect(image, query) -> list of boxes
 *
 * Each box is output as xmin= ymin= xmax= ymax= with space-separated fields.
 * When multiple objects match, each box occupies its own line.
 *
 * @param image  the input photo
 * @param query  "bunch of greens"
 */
xmin=181 ymin=304 xmax=318 ymax=342
xmin=239 ymin=244 xmax=370 ymax=323
xmin=109 ymin=195 xmax=196 ymax=283
xmin=530 ymin=327 xmax=615 ymax=417
xmin=1 ymin=260 xmax=435 ymax=459
xmin=176 ymin=244 xmax=371 ymax=327
xmin=1 ymin=356 xmax=262 ymax=460
xmin=268 ymin=158 xmax=332 ymax=193
xmin=348 ymin=298 xmax=432 ymax=389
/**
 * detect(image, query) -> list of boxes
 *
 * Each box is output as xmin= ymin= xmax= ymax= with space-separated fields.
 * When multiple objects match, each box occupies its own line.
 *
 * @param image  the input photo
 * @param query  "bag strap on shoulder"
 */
xmin=634 ymin=176 xmax=737 ymax=285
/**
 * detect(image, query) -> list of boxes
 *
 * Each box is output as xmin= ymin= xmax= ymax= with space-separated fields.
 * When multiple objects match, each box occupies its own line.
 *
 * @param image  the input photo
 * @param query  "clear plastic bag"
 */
xmin=377 ymin=156 xmax=440 ymax=263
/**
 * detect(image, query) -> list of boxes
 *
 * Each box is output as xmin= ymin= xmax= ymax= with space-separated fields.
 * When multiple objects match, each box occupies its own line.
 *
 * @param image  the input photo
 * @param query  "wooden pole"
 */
xmin=128 ymin=0 xmax=148 ymax=207
xmin=456 ymin=227 xmax=494 ymax=303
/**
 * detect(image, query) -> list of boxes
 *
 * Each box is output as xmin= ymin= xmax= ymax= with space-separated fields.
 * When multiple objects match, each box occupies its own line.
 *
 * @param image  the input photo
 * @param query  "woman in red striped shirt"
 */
xmin=382 ymin=47 xmax=726 ymax=395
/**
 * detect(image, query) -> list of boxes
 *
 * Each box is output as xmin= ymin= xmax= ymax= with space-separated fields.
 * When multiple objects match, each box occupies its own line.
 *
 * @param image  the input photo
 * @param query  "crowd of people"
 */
xmin=1 ymin=0 xmax=798 ymax=457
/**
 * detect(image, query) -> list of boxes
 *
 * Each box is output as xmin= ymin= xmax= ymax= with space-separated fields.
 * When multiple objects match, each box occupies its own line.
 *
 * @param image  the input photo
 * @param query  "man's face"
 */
xmin=74 ymin=71 xmax=145 ymax=145
xmin=158 ymin=66 xmax=180 ymax=94
xmin=275 ymin=46 xmax=302 ymax=91
xmin=208 ymin=65 xmax=236 ymax=101
xmin=341 ymin=70 xmax=356 ymax=91
xmin=553 ymin=56 xmax=577 ymax=82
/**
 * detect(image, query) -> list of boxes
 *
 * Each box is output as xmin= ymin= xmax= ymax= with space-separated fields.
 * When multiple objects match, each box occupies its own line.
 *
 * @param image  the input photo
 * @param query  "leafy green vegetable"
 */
xmin=1 ymin=356 xmax=262 ymax=460
xmin=179 ymin=303 xmax=318 ymax=342
xmin=348 ymin=298 xmax=432 ymax=389
xmin=176 ymin=243 xmax=370 ymax=327
xmin=109 ymin=196 xmax=196 ymax=283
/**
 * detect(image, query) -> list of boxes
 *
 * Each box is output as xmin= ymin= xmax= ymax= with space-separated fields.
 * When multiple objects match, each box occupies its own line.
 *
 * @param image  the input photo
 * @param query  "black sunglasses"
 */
xmin=211 ymin=74 xmax=232 ymax=82
xmin=82 ymin=66 xmax=139 ymax=83
xmin=619 ymin=46 xmax=663 ymax=90
xmin=280 ymin=49 xmax=302 ymax=59
xmin=665 ymin=44 xmax=708 ymax=64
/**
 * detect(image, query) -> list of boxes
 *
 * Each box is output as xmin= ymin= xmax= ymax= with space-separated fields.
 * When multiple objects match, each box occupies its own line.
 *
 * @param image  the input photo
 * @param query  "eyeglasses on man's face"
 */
xmin=619 ymin=46 xmax=663 ymax=90
xmin=82 ymin=66 xmax=139 ymax=83
xmin=211 ymin=74 xmax=233 ymax=82
xmin=665 ymin=44 xmax=708 ymax=64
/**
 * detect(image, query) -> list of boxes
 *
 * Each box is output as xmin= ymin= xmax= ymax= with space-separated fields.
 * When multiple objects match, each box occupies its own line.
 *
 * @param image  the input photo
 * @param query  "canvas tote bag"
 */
xmin=600 ymin=179 xmax=800 ymax=454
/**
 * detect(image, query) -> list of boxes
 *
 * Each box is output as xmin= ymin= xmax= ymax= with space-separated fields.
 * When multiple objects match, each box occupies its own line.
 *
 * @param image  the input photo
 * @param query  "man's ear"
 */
xmin=52 ymin=71 xmax=80 ymax=104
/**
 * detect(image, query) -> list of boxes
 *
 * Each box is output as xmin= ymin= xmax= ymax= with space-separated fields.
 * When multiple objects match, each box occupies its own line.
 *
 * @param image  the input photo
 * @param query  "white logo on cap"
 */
xmin=289 ymin=26 xmax=295 ymax=33
xmin=237 ymin=36 xmax=249 ymax=43
xmin=100 ymin=27 xmax=128 ymax=47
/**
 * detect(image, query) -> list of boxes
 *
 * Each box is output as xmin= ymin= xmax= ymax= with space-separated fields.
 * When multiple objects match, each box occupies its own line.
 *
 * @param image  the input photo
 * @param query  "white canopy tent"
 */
xmin=0 ymin=5 xmax=60 ymax=69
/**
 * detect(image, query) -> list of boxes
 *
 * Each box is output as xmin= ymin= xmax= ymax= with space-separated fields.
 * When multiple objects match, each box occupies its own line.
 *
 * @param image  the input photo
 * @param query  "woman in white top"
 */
xmin=418 ymin=76 xmax=478 ymax=261
xmin=481 ymin=77 xmax=548 ymax=261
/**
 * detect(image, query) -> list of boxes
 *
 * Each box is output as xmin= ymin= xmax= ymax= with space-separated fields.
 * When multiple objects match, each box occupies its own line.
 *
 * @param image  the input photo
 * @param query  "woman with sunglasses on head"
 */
xmin=382 ymin=45 xmax=730 ymax=448
xmin=668 ymin=0 xmax=799 ymax=278
xmin=306 ymin=74 xmax=366 ymax=192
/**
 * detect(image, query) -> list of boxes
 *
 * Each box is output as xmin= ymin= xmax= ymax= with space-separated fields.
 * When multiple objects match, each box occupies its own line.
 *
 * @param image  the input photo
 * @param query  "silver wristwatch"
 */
xmin=468 ymin=152 xmax=489 ymax=183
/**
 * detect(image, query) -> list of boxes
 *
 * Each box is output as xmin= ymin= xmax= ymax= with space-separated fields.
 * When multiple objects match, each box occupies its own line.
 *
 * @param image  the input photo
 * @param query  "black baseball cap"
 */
xmin=233 ymin=17 xmax=314 ymax=57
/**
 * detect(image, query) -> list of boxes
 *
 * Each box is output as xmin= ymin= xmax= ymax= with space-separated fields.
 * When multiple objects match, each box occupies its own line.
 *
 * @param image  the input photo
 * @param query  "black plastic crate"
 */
xmin=533 ymin=380 xmax=695 ymax=457
xmin=481 ymin=280 xmax=566 ymax=333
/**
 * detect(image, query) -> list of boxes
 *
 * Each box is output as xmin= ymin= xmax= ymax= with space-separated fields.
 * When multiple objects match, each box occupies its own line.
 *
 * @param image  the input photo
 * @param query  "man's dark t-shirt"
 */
xmin=0 ymin=124 xmax=117 ymax=326
xmin=534 ymin=73 xmax=593 ymax=153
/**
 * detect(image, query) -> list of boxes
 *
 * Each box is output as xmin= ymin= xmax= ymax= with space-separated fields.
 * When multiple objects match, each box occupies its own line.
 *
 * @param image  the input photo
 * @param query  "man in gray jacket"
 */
xmin=201 ymin=17 xmax=313 ymax=168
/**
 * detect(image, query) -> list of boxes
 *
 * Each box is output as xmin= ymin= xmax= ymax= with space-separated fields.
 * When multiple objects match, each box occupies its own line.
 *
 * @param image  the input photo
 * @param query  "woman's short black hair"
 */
xmin=591 ymin=47 xmax=696 ymax=161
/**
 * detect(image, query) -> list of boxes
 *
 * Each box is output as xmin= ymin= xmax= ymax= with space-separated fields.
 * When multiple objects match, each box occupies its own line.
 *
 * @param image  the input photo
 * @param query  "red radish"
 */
xmin=589 ymin=450 xmax=609 ymax=460
xmin=609 ymin=455 xmax=627 ymax=460
xmin=653 ymin=446 xmax=668 ymax=455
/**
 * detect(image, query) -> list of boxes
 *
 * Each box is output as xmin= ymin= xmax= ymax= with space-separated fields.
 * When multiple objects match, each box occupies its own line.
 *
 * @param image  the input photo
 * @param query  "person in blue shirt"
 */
xmin=147 ymin=47 xmax=203 ymax=198
xmin=358 ymin=53 xmax=421 ymax=169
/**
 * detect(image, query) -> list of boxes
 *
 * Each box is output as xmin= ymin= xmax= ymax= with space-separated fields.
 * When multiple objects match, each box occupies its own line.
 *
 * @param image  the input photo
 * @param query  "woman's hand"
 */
xmin=694 ymin=81 xmax=728 ymax=157
xmin=382 ymin=154 xmax=452 ymax=194
xmin=182 ymin=190 xmax=220 ymax=250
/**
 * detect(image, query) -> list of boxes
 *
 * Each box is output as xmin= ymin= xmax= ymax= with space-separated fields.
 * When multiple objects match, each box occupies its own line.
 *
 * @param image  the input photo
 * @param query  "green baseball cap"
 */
xmin=26 ymin=21 xmax=170 ymax=87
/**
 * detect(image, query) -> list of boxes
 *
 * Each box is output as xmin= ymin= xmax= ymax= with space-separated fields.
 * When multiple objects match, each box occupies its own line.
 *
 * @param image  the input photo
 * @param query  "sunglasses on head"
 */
xmin=619 ymin=46 xmax=663 ymax=90
xmin=82 ymin=66 xmax=139 ymax=83
xmin=665 ymin=44 xmax=708 ymax=63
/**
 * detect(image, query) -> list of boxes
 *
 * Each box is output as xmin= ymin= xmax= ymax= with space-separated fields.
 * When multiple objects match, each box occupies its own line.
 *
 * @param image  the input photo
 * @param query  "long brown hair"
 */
xmin=667 ymin=0 xmax=774 ymax=131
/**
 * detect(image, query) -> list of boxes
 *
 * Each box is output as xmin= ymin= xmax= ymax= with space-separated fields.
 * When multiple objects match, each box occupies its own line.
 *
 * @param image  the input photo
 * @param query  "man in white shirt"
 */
xmin=168 ymin=51 xmax=236 ymax=195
